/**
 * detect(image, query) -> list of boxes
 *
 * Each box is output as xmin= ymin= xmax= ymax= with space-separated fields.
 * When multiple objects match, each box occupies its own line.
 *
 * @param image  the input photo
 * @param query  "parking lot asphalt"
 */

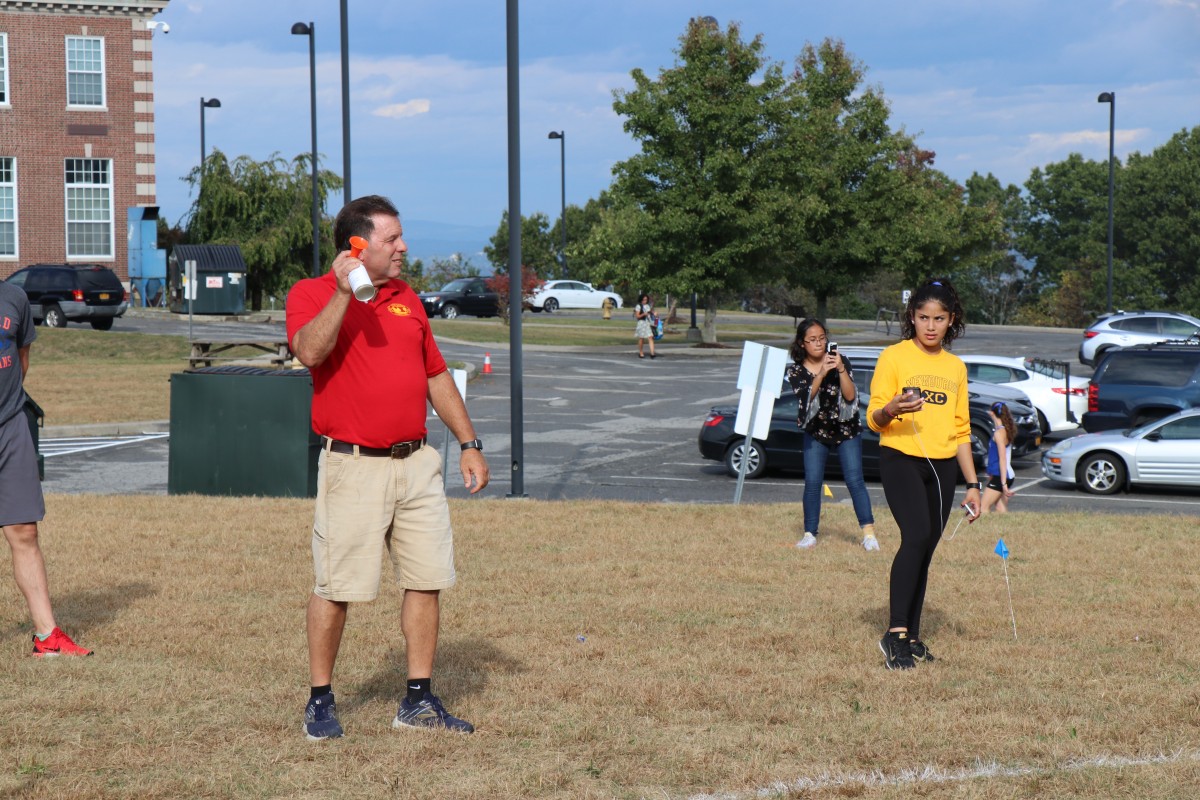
xmin=36 ymin=310 xmax=1200 ymax=515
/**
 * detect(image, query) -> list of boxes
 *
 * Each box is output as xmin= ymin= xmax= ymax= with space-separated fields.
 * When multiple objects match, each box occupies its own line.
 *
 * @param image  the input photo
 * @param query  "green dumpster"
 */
xmin=167 ymin=366 xmax=319 ymax=497
xmin=23 ymin=392 xmax=44 ymax=481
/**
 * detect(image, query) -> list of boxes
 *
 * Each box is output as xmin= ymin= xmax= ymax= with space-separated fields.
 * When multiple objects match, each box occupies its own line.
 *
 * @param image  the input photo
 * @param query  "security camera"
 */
xmin=147 ymin=20 xmax=170 ymax=34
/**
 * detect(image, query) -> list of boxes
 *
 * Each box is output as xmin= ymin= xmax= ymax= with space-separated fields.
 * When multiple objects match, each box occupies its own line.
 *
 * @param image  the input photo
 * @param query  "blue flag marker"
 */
xmin=994 ymin=538 xmax=1009 ymax=559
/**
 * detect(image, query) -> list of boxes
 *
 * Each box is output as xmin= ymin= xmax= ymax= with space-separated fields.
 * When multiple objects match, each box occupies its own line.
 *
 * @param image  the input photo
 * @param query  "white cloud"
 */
xmin=371 ymin=99 xmax=432 ymax=119
xmin=1027 ymin=128 xmax=1149 ymax=149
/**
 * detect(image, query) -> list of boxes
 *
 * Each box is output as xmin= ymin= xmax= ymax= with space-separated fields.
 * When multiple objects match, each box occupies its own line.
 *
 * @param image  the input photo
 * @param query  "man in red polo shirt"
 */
xmin=287 ymin=195 xmax=489 ymax=740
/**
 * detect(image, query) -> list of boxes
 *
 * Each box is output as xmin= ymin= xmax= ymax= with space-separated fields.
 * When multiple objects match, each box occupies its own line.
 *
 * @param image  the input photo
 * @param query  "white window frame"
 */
xmin=65 ymin=35 xmax=106 ymax=109
xmin=0 ymin=33 xmax=10 ymax=107
xmin=64 ymin=158 xmax=113 ymax=259
xmin=0 ymin=156 xmax=16 ymax=259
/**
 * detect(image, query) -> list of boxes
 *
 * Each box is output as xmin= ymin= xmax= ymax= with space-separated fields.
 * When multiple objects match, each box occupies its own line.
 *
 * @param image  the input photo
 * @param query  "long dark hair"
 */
xmin=790 ymin=318 xmax=826 ymax=363
xmin=900 ymin=277 xmax=966 ymax=347
xmin=991 ymin=402 xmax=1017 ymax=442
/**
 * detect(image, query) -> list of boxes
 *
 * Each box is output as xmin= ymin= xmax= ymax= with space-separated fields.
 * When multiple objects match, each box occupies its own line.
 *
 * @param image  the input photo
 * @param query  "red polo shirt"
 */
xmin=286 ymin=274 xmax=447 ymax=447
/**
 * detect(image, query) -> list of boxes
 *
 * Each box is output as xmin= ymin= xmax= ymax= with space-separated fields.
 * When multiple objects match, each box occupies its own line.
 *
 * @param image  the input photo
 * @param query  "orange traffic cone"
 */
xmin=482 ymin=353 xmax=493 ymax=374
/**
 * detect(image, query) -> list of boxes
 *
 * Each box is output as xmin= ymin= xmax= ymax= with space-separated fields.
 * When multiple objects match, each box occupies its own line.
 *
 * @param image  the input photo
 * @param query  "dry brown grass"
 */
xmin=2 ymin=498 xmax=1198 ymax=799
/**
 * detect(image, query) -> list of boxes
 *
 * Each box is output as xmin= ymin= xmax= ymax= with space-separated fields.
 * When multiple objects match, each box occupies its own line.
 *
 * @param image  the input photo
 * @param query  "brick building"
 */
xmin=0 ymin=0 xmax=169 ymax=282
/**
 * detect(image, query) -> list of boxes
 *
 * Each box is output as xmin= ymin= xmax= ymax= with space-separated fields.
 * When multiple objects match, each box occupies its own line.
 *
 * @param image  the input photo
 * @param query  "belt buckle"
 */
xmin=390 ymin=440 xmax=414 ymax=459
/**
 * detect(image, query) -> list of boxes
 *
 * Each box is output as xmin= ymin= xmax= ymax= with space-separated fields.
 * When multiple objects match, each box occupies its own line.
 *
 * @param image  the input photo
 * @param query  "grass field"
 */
xmin=4 ymin=497 xmax=1198 ymax=798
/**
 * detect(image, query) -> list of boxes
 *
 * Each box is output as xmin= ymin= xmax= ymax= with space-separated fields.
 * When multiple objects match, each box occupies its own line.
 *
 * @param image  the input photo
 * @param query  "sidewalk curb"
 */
xmin=43 ymin=420 xmax=170 ymax=438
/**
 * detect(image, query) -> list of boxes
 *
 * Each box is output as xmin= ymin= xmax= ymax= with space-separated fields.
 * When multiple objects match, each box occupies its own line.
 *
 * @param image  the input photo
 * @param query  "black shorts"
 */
xmin=986 ymin=474 xmax=1016 ymax=492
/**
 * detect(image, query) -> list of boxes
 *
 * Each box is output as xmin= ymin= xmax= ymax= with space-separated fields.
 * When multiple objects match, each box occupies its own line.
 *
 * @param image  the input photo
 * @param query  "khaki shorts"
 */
xmin=312 ymin=441 xmax=456 ymax=602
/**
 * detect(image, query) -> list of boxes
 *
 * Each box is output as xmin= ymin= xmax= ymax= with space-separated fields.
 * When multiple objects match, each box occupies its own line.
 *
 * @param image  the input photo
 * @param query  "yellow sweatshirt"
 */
xmin=866 ymin=339 xmax=971 ymax=459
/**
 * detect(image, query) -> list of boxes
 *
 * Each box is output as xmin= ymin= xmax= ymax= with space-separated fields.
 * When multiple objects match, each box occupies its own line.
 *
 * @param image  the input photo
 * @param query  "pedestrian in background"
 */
xmin=982 ymin=402 xmax=1017 ymax=514
xmin=634 ymin=293 xmax=657 ymax=359
xmin=786 ymin=319 xmax=877 ymax=551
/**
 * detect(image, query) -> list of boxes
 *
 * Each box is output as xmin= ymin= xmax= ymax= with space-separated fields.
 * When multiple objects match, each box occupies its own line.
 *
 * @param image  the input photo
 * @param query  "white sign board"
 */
xmin=902 ymin=289 xmax=912 ymax=307
xmin=733 ymin=341 xmax=788 ymax=441
xmin=433 ymin=368 xmax=469 ymax=418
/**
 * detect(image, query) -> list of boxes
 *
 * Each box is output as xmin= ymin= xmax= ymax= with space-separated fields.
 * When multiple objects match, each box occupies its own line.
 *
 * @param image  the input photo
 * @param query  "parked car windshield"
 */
xmin=1099 ymin=353 xmax=1197 ymax=387
xmin=439 ymin=279 xmax=474 ymax=292
xmin=78 ymin=269 xmax=123 ymax=291
xmin=1024 ymin=358 xmax=1066 ymax=379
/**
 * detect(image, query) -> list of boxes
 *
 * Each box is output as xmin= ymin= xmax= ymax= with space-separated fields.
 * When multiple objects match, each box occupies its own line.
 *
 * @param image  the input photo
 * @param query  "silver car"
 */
xmin=1041 ymin=408 xmax=1200 ymax=494
xmin=1079 ymin=310 xmax=1200 ymax=366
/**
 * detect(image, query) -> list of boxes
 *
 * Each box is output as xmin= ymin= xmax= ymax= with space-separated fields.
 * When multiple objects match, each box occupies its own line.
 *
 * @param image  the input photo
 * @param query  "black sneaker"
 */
xmin=909 ymin=638 xmax=935 ymax=663
xmin=392 ymin=692 xmax=474 ymax=733
xmin=304 ymin=692 xmax=344 ymax=740
xmin=879 ymin=631 xmax=915 ymax=670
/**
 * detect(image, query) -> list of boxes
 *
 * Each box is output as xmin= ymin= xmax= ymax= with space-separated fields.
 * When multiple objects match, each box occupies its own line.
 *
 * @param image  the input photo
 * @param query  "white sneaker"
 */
xmin=862 ymin=534 xmax=880 ymax=552
xmin=795 ymin=532 xmax=817 ymax=549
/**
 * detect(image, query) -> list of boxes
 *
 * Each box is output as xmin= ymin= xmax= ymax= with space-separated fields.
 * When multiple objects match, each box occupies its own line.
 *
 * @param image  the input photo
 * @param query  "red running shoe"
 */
xmin=31 ymin=627 xmax=92 ymax=657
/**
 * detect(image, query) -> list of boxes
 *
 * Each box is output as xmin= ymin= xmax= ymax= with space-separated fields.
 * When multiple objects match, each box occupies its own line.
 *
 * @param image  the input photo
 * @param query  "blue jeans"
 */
xmin=802 ymin=433 xmax=874 ymax=535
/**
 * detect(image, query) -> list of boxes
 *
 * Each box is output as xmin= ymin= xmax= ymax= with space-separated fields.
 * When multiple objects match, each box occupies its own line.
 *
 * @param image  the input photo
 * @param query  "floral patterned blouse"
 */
xmin=785 ymin=356 xmax=862 ymax=446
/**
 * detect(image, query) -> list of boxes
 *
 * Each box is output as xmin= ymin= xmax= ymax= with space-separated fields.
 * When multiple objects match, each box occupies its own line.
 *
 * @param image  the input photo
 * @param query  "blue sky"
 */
xmin=150 ymin=0 xmax=1200 ymax=263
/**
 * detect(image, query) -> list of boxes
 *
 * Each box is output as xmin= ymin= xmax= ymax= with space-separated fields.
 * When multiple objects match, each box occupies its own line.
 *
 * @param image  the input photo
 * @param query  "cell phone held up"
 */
xmin=826 ymin=341 xmax=838 ymax=355
xmin=902 ymin=386 xmax=922 ymax=409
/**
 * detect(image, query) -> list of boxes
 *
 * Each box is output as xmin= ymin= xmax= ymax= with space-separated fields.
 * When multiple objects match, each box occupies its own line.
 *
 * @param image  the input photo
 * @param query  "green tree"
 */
xmin=548 ymin=191 xmax=616 ymax=286
xmin=1117 ymin=125 xmax=1200 ymax=315
xmin=184 ymin=149 xmax=342 ymax=309
xmin=956 ymin=172 xmax=1030 ymax=325
xmin=484 ymin=211 xmax=558 ymax=276
xmin=586 ymin=18 xmax=785 ymax=343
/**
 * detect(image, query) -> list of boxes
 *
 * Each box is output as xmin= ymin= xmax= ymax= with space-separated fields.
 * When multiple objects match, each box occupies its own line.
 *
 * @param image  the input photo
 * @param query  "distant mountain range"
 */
xmin=402 ymin=219 xmax=494 ymax=274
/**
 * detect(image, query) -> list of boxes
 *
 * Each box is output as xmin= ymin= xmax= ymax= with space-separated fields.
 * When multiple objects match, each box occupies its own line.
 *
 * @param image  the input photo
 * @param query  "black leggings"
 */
xmin=880 ymin=447 xmax=958 ymax=637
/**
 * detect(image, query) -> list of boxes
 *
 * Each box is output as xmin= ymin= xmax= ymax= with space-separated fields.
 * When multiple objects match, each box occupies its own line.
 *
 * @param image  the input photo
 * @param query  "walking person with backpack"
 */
xmin=634 ymin=293 xmax=657 ymax=359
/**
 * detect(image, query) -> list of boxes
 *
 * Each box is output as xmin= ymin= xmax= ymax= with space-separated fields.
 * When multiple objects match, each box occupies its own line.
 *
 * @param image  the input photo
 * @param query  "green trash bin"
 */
xmin=167 ymin=366 xmax=320 ymax=497
xmin=23 ymin=392 xmax=44 ymax=481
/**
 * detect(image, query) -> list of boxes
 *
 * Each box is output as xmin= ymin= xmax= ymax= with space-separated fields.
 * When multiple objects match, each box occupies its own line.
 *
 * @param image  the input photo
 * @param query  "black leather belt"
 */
xmin=324 ymin=436 xmax=426 ymax=459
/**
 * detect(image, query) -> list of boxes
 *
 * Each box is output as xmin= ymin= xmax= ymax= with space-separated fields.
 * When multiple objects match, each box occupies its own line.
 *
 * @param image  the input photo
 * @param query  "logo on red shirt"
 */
xmin=387 ymin=303 xmax=411 ymax=317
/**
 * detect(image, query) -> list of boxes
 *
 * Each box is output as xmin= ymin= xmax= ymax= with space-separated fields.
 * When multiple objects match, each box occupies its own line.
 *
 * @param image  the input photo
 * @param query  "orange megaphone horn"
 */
xmin=348 ymin=236 xmax=368 ymax=258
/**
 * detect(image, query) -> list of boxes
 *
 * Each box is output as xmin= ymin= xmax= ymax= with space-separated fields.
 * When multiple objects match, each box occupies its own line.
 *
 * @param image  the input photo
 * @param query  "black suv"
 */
xmin=1082 ymin=341 xmax=1200 ymax=432
xmin=3 ymin=264 xmax=128 ymax=330
xmin=417 ymin=277 xmax=499 ymax=319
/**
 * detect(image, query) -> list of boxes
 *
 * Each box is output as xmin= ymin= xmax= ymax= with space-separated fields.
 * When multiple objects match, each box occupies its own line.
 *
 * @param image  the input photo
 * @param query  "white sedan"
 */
xmin=529 ymin=280 xmax=623 ymax=313
xmin=1041 ymin=408 xmax=1200 ymax=494
xmin=962 ymin=354 xmax=1089 ymax=435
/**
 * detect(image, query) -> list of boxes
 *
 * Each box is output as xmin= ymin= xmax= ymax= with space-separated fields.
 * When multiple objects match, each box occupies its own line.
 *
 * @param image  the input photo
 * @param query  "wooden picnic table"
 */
xmin=188 ymin=340 xmax=292 ymax=369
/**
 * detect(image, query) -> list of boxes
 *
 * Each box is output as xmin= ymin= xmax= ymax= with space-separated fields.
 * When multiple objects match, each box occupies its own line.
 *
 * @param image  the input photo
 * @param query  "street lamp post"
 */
xmin=339 ymin=0 xmax=352 ymax=204
xmin=1097 ymin=91 xmax=1115 ymax=314
xmin=292 ymin=21 xmax=320 ymax=278
xmin=547 ymin=130 xmax=566 ymax=278
xmin=199 ymin=97 xmax=221 ymax=239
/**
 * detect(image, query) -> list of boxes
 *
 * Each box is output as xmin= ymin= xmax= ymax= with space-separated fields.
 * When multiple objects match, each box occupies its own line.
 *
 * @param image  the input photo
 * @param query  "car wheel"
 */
xmin=43 ymin=304 xmax=67 ymax=328
xmin=724 ymin=440 xmax=766 ymax=479
xmin=1078 ymin=452 xmax=1126 ymax=495
xmin=544 ymin=298 xmax=559 ymax=313
xmin=90 ymin=318 xmax=114 ymax=331
xmin=1036 ymin=410 xmax=1050 ymax=437
xmin=440 ymin=304 xmax=460 ymax=320
xmin=971 ymin=423 xmax=991 ymax=467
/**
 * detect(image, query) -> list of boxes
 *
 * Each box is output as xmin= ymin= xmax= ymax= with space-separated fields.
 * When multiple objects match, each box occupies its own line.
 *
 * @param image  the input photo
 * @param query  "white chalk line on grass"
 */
xmin=684 ymin=749 xmax=1200 ymax=799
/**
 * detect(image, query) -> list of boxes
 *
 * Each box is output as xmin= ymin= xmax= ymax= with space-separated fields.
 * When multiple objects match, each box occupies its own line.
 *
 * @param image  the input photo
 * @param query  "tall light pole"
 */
xmin=292 ymin=21 xmax=320 ymax=278
xmin=199 ymin=97 xmax=221 ymax=239
xmin=547 ymin=130 xmax=567 ymax=278
xmin=1097 ymin=91 xmax=1115 ymax=314
xmin=339 ymin=0 xmax=352 ymax=204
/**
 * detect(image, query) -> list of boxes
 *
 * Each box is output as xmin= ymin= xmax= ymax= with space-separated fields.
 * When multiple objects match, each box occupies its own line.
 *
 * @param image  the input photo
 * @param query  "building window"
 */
xmin=0 ymin=33 xmax=9 ymax=105
xmin=65 ymin=158 xmax=112 ymax=258
xmin=0 ymin=157 xmax=14 ymax=257
xmin=66 ymin=36 xmax=106 ymax=107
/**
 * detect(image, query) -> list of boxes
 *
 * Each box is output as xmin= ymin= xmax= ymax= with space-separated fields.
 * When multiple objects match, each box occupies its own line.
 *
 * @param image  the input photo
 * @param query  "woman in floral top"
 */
xmin=786 ymin=319 xmax=877 ymax=551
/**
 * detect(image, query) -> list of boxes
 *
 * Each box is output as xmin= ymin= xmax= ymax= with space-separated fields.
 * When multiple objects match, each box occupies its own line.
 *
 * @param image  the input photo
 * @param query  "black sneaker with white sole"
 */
xmin=909 ymin=638 xmax=935 ymax=663
xmin=879 ymin=631 xmax=915 ymax=670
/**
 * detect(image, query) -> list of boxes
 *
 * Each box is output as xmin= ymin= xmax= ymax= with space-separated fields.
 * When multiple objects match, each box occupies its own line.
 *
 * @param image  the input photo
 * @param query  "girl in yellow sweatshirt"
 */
xmin=867 ymin=278 xmax=981 ymax=670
